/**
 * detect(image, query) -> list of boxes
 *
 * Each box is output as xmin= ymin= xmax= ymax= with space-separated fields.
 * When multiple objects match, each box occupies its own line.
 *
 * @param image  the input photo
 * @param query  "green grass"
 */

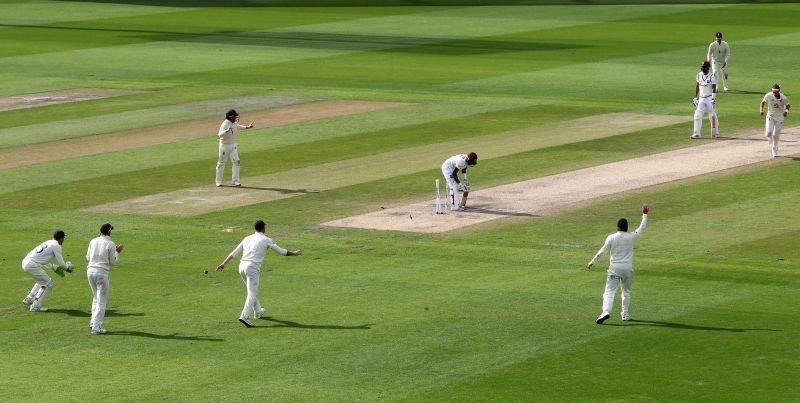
xmin=1 ymin=1 xmax=799 ymax=401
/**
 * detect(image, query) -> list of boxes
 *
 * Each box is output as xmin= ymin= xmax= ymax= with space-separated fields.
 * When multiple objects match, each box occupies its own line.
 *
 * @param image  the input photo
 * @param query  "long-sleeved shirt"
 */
xmin=86 ymin=235 xmax=119 ymax=272
xmin=227 ymin=232 xmax=287 ymax=266
xmin=218 ymin=119 xmax=249 ymax=145
xmin=23 ymin=239 xmax=67 ymax=268
xmin=707 ymin=40 xmax=730 ymax=63
xmin=590 ymin=214 xmax=648 ymax=267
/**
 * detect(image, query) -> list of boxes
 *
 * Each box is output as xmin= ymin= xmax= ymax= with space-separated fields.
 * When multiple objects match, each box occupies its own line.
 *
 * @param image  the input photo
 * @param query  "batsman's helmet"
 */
xmin=467 ymin=151 xmax=478 ymax=166
xmin=226 ymin=109 xmax=239 ymax=119
xmin=700 ymin=60 xmax=711 ymax=72
xmin=772 ymin=83 xmax=781 ymax=91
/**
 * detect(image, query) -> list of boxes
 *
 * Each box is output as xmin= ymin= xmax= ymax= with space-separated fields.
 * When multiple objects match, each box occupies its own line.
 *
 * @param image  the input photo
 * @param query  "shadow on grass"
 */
xmin=105 ymin=331 xmax=224 ymax=342
xmin=230 ymin=185 xmax=320 ymax=194
xmin=259 ymin=316 xmax=371 ymax=330
xmin=465 ymin=206 xmax=539 ymax=217
xmin=723 ymin=89 xmax=766 ymax=95
xmin=47 ymin=308 xmax=144 ymax=318
xmin=606 ymin=319 xmax=780 ymax=332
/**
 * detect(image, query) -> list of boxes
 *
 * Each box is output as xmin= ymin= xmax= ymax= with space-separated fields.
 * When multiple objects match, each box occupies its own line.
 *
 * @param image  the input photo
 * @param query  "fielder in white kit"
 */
xmin=691 ymin=61 xmax=719 ymax=139
xmin=707 ymin=32 xmax=730 ymax=92
xmin=760 ymin=84 xmax=791 ymax=158
xmin=21 ymin=230 xmax=74 ymax=312
xmin=587 ymin=204 xmax=648 ymax=324
xmin=86 ymin=223 xmax=124 ymax=335
xmin=216 ymin=220 xmax=301 ymax=328
xmin=441 ymin=152 xmax=478 ymax=211
xmin=216 ymin=109 xmax=254 ymax=187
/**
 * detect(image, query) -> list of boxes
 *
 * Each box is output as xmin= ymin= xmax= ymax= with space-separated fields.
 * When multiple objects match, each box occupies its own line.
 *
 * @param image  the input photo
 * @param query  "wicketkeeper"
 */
xmin=440 ymin=152 xmax=478 ymax=211
xmin=21 ymin=230 xmax=74 ymax=312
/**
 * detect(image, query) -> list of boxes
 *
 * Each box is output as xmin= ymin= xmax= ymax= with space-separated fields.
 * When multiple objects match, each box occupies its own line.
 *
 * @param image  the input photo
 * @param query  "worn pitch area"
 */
xmin=0 ymin=100 xmax=408 ymax=170
xmin=85 ymin=112 xmax=687 ymax=216
xmin=0 ymin=88 xmax=145 ymax=112
xmin=323 ymin=128 xmax=800 ymax=233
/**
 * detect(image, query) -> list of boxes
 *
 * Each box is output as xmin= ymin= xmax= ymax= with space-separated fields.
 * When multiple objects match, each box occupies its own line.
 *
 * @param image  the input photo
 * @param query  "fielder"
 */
xmin=760 ymin=84 xmax=791 ymax=158
xmin=691 ymin=61 xmax=719 ymax=139
xmin=707 ymin=32 xmax=730 ymax=92
xmin=216 ymin=220 xmax=301 ymax=328
xmin=21 ymin=230 xmax=74 ymax=312
xmin=215 ymin=109 xmax=254 ymax=187
xmin=587 ymin=204 xmax=648 ymax=324
xmin=86 ymin=223 xmax=124 ymax=335
xmin=440 ymin=152 xmax=478 ymax=211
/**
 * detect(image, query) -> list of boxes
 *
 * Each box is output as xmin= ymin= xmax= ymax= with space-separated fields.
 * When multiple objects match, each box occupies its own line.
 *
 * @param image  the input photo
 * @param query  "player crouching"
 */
xmin=441 ymin=152 xmax=478 ymax=211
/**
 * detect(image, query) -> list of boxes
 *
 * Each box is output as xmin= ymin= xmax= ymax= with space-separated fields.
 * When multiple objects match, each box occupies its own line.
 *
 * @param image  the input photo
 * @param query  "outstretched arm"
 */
xmin=216 ymin=242 xmax=243 ymax=271
xmin=632 ymin=204 xmax=649 ymax=239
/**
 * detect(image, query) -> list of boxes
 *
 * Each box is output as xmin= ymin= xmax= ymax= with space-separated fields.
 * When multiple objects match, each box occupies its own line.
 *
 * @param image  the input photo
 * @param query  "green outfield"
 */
xmin=1 ymin=1 xmax=798 ymax=401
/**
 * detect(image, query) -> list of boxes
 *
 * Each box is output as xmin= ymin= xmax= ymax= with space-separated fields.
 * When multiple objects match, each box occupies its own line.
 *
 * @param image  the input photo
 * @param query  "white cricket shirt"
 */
xmin=86 ymin=235 xmax=119 ymax=272
xmin=228 ymin=232 xmax=288 ymax=266
xmin=442 ymin=154 xmax=468 ymax=174
xmin=707 ymin=40 xmax=730 ymax=63
xmin=763 ymin=92 xmax=789 ymax=122
xmin=23 ymin=239 xmax=67 ymax=268
xmin=218 ymin=119 xmax=249 ymax=145
xmin=696 ymin=72 xmax=717 ymax=97
xmin=590 ymin=214 xmax=648 ymax=267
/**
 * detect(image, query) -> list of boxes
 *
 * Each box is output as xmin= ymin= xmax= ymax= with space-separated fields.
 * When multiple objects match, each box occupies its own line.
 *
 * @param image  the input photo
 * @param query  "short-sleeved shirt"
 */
xmin=442 ymin=154 xmax=468 ymax=175
xmin=763 ymin=92 xmax=789 ymax=122
xmin=696 ymin=72 xmax=717 ymax=97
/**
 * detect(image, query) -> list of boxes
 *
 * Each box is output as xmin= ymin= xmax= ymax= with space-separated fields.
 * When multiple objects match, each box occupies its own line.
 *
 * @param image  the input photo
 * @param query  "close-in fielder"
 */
xmin=216 ymin=220 xmax=301 ymax=328
xmin=86 ymin=223 xmax=124 ymax=335
xmin=587 ymin=204 xmax=649 ymax=324
xmin=707 ymin=32 xmax=730 ymax=92
xmin=215 ymin=109 xmax=254 ymax=187
xmin=691 ymin=61 xmax=719 ymax=139
xmin=440 ymin=152 xmax=478 ymax=211
xmin=760 ymin=84 xmax=790 ymax=158
xmin=21 ymin=230 xmax=74 ymax=312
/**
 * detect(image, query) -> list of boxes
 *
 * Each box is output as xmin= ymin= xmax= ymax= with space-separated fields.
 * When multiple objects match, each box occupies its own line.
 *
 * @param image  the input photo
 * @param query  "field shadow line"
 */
xmin=258 ymin=316 xmax=372 ymax=330
xmin=232 ymin=185 xmax=320 ymax=194
xmin=105 ymin=331 xmax=224 ymax=342
xmin=607 ymin=319 xmax=780 ymax=332
xmin=46 ymin=308 xmax=144 ymax=318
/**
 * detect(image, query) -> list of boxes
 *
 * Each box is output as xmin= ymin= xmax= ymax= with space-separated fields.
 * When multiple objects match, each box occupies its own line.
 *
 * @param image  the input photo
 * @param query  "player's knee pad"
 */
xmin=232 ymin=159 xmax=240 ymax=166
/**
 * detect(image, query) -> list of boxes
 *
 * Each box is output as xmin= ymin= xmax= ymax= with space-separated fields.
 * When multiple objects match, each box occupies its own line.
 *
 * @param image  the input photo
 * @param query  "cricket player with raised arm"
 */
xmin=707 ymin=32 xmax=730 ymax=92
xmin=215 ymin=109 xmax=254 ymax=187
xmin=86 ymin=223 xmax=124 ymax=335
xmin=760 ymin=83 xmax=791 ymax=158
xmin=21 ymin=230 xmax=74 ymax=312
xmin=691 ymin=61 xmax=719 ymax=139
xmin=440 ymin=152 xmax=478 ymax=211
xmin=587 ymin=204 xmax=648 ymax=325
xmin=216 ymin=220 xmax=301 ymax=328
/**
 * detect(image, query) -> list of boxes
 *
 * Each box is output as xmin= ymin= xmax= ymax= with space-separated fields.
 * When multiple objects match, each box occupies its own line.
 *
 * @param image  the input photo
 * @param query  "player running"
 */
xmin=760 ymin=84 xmax=791 ymax=158
xmin=691 ymin=61 xmax=719 ymax=139
xmin=441 ymin=152 xmax=478 ymax=211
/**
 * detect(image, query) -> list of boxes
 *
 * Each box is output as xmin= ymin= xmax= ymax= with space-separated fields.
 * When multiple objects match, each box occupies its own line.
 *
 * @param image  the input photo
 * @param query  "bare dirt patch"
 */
xmin=0 ymin=88 xmax=146 ymax=112
xmin=0 ymin=100 xmax=409 ymax=170
xmin=85 ymin=112 xmax=688 ymax=216
xmin=323 ymin=128 xmax=800 ymax=233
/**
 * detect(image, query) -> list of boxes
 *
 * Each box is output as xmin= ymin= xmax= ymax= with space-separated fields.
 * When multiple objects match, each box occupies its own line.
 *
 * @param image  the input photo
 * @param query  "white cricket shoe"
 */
xmin=22 ymin=297 xmax=34 ymax=306
xmin=232 ymin=182 xmax=242 ymax=187
xmin=91 ymin=328 xmax=108 ymax=335
xmin=622 ymin=315 xmax=632 ymax=321
xmin=255 ymin=308 xmax=266 ymax=319
xmin=724 ymin=86 xmax=729 ymax=92
xmin=29 ymin=306 xmax=48 ymax=312
xmin=239 ymin=317 xmax=254 ymax=328
xmin=690 ymin=134 xmax=701 ymax=139
xmin=215 ymin=183 xmax=223 ymax=187
xmin=596 ymin=313 xmax=610 ymax=324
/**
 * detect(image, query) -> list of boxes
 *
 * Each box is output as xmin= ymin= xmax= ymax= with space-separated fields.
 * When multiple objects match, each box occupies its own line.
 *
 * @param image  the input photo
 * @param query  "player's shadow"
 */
xmin=105 ymin=331 xmax=224 ymax=342
xmin=723 ymin=89 xmax=765 ymax=95
xmin=47 ymin=308 xmax=145 ymax=318
xmin=234 ymin=186 xmax=320 ymax=194
xmin=606 ymin=319 xmax=780 ymax=332
xmin=258 ymin=317 xmax=372 ymax=330
xmin=465 ymin=206 xmax=539 ymax=217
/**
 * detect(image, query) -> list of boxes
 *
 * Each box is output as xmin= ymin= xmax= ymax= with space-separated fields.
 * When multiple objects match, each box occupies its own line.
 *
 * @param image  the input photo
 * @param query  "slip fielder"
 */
xmin=441 ymin=152 xmax=478 ymax=211
xmin=215 ymin=109 xmax=254 ymax=187
xmin=21 ymin=230 xmax=74 ymax=312
xmin=691 ymin=61 xmax=719 ymax=139
xmin=86 ymin=223 xmax=124 ymax=335
xmin=707 ymin=32 xmax=730 ymax=92
xmin=760 ymin=84 xmax=791 ymax=158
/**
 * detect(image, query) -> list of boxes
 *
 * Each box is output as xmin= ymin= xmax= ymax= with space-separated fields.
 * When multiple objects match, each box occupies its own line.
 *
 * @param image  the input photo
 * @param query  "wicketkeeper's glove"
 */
xmin=54 ymin=267 xmax=66 ymax=278
xmin=65 ymin=261 xmax=74 ymax=273
xmin=692 ymin=97 xmax=699 ymax=107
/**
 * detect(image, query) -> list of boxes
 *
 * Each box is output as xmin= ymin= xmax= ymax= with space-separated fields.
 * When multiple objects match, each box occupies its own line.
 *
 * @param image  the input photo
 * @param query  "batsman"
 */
xmin=440 ymin=152 xmax=478 ymax=211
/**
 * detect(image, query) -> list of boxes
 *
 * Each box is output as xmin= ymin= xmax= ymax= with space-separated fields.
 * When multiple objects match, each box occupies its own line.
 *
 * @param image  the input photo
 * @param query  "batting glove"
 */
xmin=463 ymin=181 xmax=470 ymax=192
xmin=457 ymin=183 xmax=465 ymax=192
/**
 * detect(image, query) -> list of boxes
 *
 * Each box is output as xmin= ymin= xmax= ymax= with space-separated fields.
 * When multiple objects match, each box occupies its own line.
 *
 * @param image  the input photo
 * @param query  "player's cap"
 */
xmin=254 ymin=220 xmax=266 ymax=232
xmin=715 ymin=32 xmax=723 ymax=38
xmin=100 ymin=223 xmax=114 ymax=235
xmin=226 ymin=109 xmax=239 ymax=118
xmin=467 ymin=151 xmax=478 ymax=165
xmin=772 ymin=83 xmax=781 ymax=91
xmin=53 ymin=230 xmax=66 ymax=239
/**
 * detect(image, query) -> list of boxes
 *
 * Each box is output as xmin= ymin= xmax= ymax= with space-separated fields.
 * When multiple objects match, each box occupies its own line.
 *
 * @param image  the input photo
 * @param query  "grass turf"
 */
xmin=1 ymin=1 xmax=799 ymax=401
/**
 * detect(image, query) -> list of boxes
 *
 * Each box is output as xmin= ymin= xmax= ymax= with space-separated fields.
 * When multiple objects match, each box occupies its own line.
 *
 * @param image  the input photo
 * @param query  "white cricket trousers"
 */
xmin=602 ymin=264 xmax=633 ymax=317
xmin=239 ymin=262 xmax=263 ymax=320
xmin=712 ymin=61 xmax=728 ymax=89
xmin=22 ymin=258 xmax=53 ymax=309
xmin=765 ymin=116 xmax=784 ymax=157
xmin=693 ymin=97 xmax=719 ymax=137
xmin=216 ymin=142 xmax=241 ymax=185
xmin=87 ymin=269 xmax=110 ymax=331
xmin=440 ymin=164 xmax=461 ymax=209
